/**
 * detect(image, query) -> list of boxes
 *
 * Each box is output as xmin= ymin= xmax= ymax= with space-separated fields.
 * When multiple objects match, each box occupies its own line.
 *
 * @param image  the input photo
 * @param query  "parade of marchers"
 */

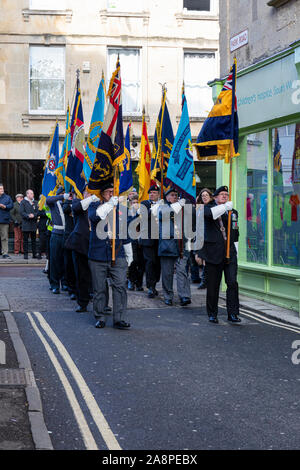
xmin=0 ymin=182 xmax=241 ymax=328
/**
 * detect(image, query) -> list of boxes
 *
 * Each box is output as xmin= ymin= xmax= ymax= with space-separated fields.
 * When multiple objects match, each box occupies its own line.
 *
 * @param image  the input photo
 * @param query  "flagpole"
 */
xmin=112 ymin=165 xmax=117 ymax=266
xmin=226 ymin=141 xmax=234 ymax=262
xmin=179 ymin=81 xmax=185 ymax=259
xmin=160 ymin=84 xmax=167 ymax=199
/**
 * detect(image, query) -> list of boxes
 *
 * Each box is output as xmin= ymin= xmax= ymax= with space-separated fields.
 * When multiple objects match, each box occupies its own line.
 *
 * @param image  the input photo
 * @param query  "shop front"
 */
xmin=217 ymin=42 xmax=300 ymax=314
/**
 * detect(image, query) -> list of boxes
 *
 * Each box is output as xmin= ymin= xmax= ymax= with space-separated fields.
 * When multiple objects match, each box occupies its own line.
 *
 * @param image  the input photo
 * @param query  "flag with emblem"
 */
xmin=195 ymin=58 xmax=239 ymax=164
xmin=65 ymin=76 xmax=86 ymax=199
xmin=118 ymin=122 xmax=133 ymax=196
xmin=166 ymin=88 xmax=196 ymax=202
xmin=150 ymin=87 xmax=174 ymax=192
xmin=83 ymin=73 xmax=106 ymax=183
xmin=55 ymin=104 xmax=71 ymax=193
xmin=136 ymin=110 xmax=152 ymax=202
xmin=39 ymin=122 xmax=60 ymax=209
xmin=87 ymin=58 xmax=125 ymax=197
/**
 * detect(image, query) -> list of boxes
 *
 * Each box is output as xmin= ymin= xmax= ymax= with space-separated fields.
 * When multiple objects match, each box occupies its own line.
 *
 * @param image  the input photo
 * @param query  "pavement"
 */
xmin=0 ymin=255 xmax=299 ymax=450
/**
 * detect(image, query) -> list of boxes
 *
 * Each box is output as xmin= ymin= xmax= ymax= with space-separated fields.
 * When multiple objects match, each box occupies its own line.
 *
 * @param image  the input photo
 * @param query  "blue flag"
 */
xmin=166 ymin=93 xmax=196 ymax=202
xmin=83 ymin=74 xmax=105 ymax=183
xmin=55 ymin=105 xmax=71 ymax=193
xmin=65 ymin=77 xmax=86 ymax=198
xmin=118 ymin=123 xmax=133 ymax=196
xmin=151 ymin=87 xmax=174 ymax=192
xmin=39 ymin=122 xmax=60 ymax=209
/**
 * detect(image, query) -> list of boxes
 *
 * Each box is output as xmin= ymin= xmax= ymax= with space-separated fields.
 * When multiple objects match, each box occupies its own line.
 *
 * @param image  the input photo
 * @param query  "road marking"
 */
xmin=26 ymin=312 xmax=98 ymax=450
xmin=32 ymin=311 xmax=122 ymax=451
xmin=239 ymin=308 xmax=300 ymax=334
xmin=0 ymin=340 xmax=6 ymax=364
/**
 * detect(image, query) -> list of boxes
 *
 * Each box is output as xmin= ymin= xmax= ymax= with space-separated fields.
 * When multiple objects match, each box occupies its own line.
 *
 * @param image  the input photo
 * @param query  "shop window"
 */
xmin=183 ymin=0 xmax=211 ymax=11
xmin=29 ymin=46 xmax=65 ymax=114
xmin=272 ymin=125 xmax=300 ymax=269
xmin=184 ymin=52 xmax=216 ymax=117
xmin=107 ymin=48 xmax=141 ymax=115
xmin=245 ymin=131 xmax=269 ymax=264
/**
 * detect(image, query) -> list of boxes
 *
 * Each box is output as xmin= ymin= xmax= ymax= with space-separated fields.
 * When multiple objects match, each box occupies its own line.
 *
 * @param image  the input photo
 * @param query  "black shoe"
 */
xmin=76 ymin=305 xmax=87 ymax=313
xmin=32 ymin=255 xmax=37 ymax=259
xmin=61 ymin=285 xmax=69 ymax=292
xmin=24 ymin=254 xmax=28 ymax=260
xmin=2 ymin=254 xmax=11 ymax=259
xmin=42 ymin=269 xmax=48 ymax=274
xmin=154 ymin=289 xmax=159 ymax=296
xmin=127 ymin=281 xmax=135 ymax=291
xmin=197 ymin=267 xmax=207 ymax=289
xmin=208 ymin=315 xmax=218 ymax=324
xmin=104 ymin=306 xmax=112 ymax=312
xmin=227 ymin=313 xmax=241 ymax=323
xmin=113 ymin=321 xmax=131 ymax=329
xmin=70 ymin=293 xmax=77 ymax=300
xmin=164 ymin=299 xmax=173 ymax=306
xmin=136 ymin=286 xmax=144 ymax=291
xmin=148 ymin=288 xmax=155 ymax=298
xmin=95 ymin=320 xmax=106 ymax=328
xmin=52 ymin=288 xmax=60 ymax=294
xmin=180 ymin=297 xmax=191 ymax=306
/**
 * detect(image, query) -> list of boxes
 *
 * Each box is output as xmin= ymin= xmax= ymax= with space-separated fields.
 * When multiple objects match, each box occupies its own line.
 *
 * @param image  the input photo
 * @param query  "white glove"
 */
xmin=211 ymin=203 xmax=226 ymax=220
xmin=225 ymin=201 xmax=233 ymax=211
xmin=108 ymin=196 xmax=119 ymax=207
xmin=81 ymin=195 xmax=100 ymax=211
xmin=150 ymin=199 xmax=164 ymax=217
xmin=96 ymin=201 xmax=114 ymax=220
xmin=123 ymin=243 xmax=133 ymax=266
xmin=171 ymin=202 xmax=183 ymax=214
xmin=178 ymin=198 xmax=186 ymax=207
xmin=234 ymin=241 xmax=239 ymax=256
xmin=63 ymin=193 xmax=70 ymax=200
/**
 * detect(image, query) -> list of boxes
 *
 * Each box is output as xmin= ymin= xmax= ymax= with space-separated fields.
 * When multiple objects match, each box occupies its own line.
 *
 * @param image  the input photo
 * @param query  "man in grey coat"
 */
xmin=20 ymin=189 xmax=39 ymax=260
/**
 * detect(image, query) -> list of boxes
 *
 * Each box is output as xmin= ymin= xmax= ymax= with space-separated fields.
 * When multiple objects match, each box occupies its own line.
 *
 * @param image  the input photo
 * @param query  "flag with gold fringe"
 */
xmin=55 ymin=104 xmax=71 ymax=193
xmin=150 ymin=87 xmax=174 ymax=192
xmin=166 ymin=89 xmax=196 ymax=202
xmin=83 ymin=73 xmax=106 ymax=183
xmin=65 ymin=76 xmax=86 ymax=199
xmin=194 ymin=58 xmax=239 ymax=164
xmin=118 ymin=122 xmax=133 ymax=196
xmin=87 ymin=58 xmax=125 ymax=197
xmin=136 ymin=110 xmax=152 ymax=202
xmin=39 ymin=121 xmax=59 ymax=210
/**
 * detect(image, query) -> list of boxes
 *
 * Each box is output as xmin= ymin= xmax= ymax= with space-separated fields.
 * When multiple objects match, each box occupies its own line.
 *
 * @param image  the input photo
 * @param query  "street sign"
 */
xmin=230 ymin=30 xmax=248 ymax=52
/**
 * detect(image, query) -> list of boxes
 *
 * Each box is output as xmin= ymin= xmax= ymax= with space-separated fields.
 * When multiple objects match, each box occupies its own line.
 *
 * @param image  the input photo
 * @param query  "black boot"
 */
xmin=197 ymin=266 xmax=207 ymax=289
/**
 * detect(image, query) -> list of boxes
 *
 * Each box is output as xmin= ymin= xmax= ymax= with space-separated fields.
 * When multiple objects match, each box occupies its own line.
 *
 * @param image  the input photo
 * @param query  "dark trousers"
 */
xmin=72 ymin=251 xmax=91 ymax=308
xmin=38 ymin=230 xmax=48 ymax=255
xmin=49 ymin=233 xmax=64 ymax=289
xmin=142 ymin=243 xmax=161 ymax=289
xmin=128 ymin=241 xmax=145 ymax=287
xmin=23 ymin=231 xmax=36 ymax=256
xmin=206 ymin=257 xmax=239 ymax=317
xmin=64 ymin=247 xmax=76 ymax=294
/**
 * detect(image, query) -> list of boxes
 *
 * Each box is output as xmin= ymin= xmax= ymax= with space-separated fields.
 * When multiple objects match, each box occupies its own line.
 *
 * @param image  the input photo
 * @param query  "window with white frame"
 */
xmin=30 ymin=0 xmax=66 ymax=9
xmin=107 ymin=0 xmax=143 ymax=11
xmin=29 ymin=46 xmax=65 ymax=114
xmin=184 ymin=52 xmax=216 ymax=117
xmin=184 ymin=0 xmax=210 ymax=10
xmin=107 ymin=48 xmax=141 ymax=115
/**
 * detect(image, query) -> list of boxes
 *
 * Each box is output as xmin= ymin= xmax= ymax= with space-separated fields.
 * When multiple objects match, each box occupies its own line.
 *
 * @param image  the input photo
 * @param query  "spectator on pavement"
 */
xmin=0 ymin=183 xmax=13 ymax=259
xmin=10 ymin=193 xmax=24 ymax=255
xmin=20 ymin=189 xmax=39 ymax=260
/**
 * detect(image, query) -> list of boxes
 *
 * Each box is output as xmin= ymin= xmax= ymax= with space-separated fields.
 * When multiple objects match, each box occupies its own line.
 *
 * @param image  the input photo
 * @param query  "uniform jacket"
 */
xmin=65 ymin=199 xmax=90 ymax=256
xmin=138 ymin=199 xmax=159 ymax=247
xmin=158 ymin=202 xmax=180 ymax=258
xmin=46 ymin=195 xmax=65 ymax=236
xmin=37 ymin=209 xmax=48 ymax=232
xmin=88 ymin=201 xmax=129 ymax=262
xmin=199 ymin=201 xmax=239 ymax=265
xmin=20 ymin=198 xmax=39 ymax=232
xmin=10 ymin=201 xmax=23 ymax=225
xmin=0 ymin=193 xmax=13 ymax=224
xmin=62 ymin=200 xmax=75 ymax=238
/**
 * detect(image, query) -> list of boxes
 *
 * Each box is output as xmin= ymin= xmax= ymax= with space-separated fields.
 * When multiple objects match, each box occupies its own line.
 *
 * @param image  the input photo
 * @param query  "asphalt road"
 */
xmin=2 ymin=266 xmax=300 ymax=450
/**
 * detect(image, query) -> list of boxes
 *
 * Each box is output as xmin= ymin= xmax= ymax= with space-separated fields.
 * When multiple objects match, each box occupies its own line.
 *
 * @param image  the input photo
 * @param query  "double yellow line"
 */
xmin=26 ymin=311 xmax=122 ymax=451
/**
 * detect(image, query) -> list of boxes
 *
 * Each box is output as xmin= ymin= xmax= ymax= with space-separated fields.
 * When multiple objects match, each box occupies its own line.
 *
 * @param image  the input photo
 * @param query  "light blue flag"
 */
xmin=39 ymin=122 xmax=60 ymax=209
xmin=83 ymin=74 xmax=105 ymax=183
xmin=119 ymin=123 xmax=133 ymax=195
xmin=166 ymin=93 xmax=196 ymax=202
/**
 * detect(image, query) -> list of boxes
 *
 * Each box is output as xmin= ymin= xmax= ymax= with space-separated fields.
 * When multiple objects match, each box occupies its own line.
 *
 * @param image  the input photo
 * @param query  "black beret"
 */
xmin=101 ymin=181 xmax=114 ymax=192
xmin=213 ymin=185 xmax=229 ymax=197
xmin=148 ymin=184 xmax=160 ymax=193
xmin=165 ymin=187 xmax=178 ymax=197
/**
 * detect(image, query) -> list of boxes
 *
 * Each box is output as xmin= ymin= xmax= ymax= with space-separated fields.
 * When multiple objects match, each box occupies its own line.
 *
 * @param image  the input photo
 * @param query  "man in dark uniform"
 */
xmin=139 ymin=184 xmax=162 ymax=298
xmin=200 ymin=185 xmax=241 ymax=324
